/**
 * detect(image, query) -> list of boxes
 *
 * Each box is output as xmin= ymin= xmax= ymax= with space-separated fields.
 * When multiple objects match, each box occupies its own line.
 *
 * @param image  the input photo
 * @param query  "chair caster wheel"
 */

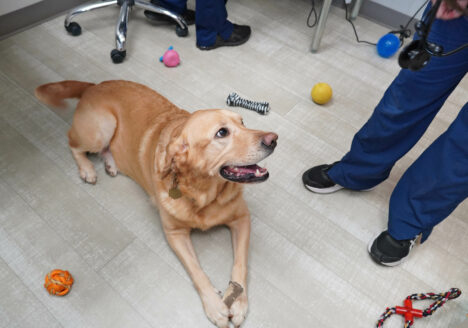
xmin=111 ymin=49 xmax=126 ymax=64
xmin=175 ymin=25 xmax=188 ymax=37
xmin=65 ymin=22 xmax=82 ymax=36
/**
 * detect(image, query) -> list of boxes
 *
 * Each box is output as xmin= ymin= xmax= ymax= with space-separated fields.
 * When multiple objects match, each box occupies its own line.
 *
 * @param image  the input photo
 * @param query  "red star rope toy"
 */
xmin=377 ymin=288 xmax=461 ymax=328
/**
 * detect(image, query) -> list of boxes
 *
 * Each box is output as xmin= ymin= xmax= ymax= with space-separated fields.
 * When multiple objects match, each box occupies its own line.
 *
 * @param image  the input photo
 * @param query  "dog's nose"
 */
xmin=262 ymin=132 xmax=278 ymax=150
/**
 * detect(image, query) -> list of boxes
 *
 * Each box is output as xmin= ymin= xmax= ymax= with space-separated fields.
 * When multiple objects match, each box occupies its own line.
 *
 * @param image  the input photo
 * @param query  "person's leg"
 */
xmin=369 ymin=102 xmax=468 ymax=266
xmin=326 ymin=13 xmax=468 ymax=191
xmin=195 ymin=0 xmax=233 ymax=47
xmin=388 ymin=102 xmax=468 ymax=243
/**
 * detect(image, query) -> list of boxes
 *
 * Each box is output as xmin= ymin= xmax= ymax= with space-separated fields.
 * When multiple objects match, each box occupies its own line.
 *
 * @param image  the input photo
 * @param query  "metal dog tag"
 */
xmin=169 ymin=187 xmax=182 ymax=199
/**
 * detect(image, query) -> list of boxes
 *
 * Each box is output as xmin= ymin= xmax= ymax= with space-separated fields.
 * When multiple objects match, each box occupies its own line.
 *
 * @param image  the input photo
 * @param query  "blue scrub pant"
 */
xmin=155 ymin=0 xmax=233 ymax=47
xmin=328 ymin=12 xmax=468 ymax=242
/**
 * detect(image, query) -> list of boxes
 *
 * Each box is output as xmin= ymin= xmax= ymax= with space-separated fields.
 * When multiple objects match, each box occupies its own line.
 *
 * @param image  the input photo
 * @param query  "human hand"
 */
xmin=432 ymin=0 xmax=468 ymax=20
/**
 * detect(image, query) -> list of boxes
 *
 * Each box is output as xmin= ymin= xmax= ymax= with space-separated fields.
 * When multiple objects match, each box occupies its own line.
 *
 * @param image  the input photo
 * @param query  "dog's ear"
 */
xmin=157 ymin=136 xmax=188 ymax=178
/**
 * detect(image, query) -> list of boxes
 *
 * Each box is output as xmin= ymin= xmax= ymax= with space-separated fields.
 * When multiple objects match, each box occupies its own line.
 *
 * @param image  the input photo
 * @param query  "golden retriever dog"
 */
xmin=35 ymin=80 xmax=278 ymax=327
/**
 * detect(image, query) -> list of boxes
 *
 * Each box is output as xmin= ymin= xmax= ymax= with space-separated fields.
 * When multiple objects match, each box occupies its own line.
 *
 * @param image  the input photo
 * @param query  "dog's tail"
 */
xmin=35 ymin=80 xmax=95 ymax=109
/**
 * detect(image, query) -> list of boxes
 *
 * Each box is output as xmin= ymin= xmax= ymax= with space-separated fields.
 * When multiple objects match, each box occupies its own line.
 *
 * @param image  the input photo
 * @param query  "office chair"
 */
xmin=64 ymin=0 xmax=188 ymax=63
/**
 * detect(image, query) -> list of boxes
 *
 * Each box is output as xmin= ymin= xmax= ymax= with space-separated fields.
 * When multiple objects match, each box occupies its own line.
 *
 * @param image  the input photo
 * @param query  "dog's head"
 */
xmin=161 ymin=109 xmax=278 ymax=183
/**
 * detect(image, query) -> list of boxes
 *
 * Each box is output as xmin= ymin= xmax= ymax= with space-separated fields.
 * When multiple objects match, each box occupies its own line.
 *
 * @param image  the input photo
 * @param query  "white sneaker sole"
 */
xmin=304 ymin=184 xmax=375 ymax=194
xmin=304 ymin=184 xmax=344 ymax=194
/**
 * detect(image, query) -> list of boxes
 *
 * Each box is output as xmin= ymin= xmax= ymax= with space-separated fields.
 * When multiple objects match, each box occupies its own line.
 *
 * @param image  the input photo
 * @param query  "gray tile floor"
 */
xmin=0 ymin=0 xmax=467 ymax=327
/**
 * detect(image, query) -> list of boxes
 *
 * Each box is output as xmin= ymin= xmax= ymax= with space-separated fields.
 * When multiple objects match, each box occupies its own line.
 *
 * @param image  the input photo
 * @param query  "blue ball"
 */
xmin=376 ymin=33 xmax=400 ymax=58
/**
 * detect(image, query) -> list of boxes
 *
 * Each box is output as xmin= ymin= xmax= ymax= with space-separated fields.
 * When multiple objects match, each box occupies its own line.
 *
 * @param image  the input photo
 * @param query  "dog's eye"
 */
xmin=241 ymin=119 xmax=244 ymax=126
xmin=215 ymin=128 xmax=229 ymax=138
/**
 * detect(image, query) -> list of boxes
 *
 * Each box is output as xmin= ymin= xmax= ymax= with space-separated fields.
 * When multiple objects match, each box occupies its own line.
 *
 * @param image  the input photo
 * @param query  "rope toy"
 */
xmin=226 ymin=92 xmax=270 ymax=115
xmin=44 ymin=269 xmax=74 ymax=296
xmin=376 ymin=288 xmax=461 ymax=328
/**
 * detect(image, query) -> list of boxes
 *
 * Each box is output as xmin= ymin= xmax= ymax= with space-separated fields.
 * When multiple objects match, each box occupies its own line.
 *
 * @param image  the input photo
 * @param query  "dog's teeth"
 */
xmin=255 ymin=169 xmax=260 ymax=177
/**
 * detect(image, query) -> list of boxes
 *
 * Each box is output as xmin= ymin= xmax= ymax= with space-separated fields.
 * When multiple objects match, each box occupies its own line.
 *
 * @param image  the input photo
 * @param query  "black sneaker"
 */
xmin=368 ymin=231 xmax=417 ymax=266
xmin=302 ymin=163 xmax=343 ymax=194
xmin=197 ymin=24 xmax=251 ymax=50
xmin=144 ymin=7 xmax=195 ymax=26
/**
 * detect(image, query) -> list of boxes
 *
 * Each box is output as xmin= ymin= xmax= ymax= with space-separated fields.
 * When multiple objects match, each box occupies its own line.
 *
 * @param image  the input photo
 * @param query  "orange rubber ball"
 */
xmin=44 ymin=269 xmax=74 ymax=296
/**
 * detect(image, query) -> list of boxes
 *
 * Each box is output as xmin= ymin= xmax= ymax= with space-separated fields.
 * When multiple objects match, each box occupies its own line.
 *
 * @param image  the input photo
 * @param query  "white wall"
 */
xmin=0 ymin=0 xmax=42 ymax=16
xmin=370 ymin=0 xmax=427 ymax=19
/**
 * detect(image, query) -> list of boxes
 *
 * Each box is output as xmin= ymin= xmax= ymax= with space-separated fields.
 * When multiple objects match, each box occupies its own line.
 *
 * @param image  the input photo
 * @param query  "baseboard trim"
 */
xmin=332 ymin=0 xmax=419 ymax=32
xmin=0 ymin=0 xmax=87 ymax=40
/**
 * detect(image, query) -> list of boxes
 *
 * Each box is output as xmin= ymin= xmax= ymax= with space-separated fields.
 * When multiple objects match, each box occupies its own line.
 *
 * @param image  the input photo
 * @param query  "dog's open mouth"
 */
xmin=220 ymin=164 xmax=269 ymax=183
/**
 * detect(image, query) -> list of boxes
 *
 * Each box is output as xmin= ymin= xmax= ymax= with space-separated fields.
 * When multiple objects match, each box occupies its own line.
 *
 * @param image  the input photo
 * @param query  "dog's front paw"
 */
xmin=202 ymin=290 xmax=230 ymax=328
xmin=230 ymin=291 xmax=248 ymax=327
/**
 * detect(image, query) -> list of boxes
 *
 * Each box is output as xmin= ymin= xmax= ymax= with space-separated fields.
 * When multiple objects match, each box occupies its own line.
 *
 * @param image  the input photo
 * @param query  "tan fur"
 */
xmin=35 ymin=81 xmax=95 ymax=109
xmin=35 ymin=80 xmax=278 ymax=328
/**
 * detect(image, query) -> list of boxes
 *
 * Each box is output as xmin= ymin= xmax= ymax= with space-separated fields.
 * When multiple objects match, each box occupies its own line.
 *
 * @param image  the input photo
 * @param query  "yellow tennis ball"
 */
xmin=311 ymin=82 xmax=333 ymax=105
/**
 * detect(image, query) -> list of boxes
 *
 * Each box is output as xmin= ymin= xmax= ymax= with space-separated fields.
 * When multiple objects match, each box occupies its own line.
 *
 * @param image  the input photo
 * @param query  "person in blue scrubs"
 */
xmin=144 ymin=0 xmax=251 ymax=50
xmin=302 ymin=0 xmax=468 ymax=266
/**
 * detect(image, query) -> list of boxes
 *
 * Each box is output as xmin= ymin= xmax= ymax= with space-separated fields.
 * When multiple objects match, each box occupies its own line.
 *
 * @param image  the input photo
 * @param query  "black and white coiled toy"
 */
xmin=226 ymin=92 xmax=270 ymax=115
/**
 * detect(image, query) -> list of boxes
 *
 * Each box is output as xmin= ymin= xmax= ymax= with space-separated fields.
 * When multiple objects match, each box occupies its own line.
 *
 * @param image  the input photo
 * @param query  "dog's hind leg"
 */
xmin=69 ymin=146 xmax=98 ymax=184
xmin=101 ymin=147 xmax=118 ymax=177
xmin=68 ymin=102 xmax=117 ymax=184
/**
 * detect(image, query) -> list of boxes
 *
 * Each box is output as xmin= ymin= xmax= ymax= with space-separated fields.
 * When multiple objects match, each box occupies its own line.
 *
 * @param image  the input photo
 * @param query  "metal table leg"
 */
xmin=310 ymin=0 xmax=332 ymax=53
xmin=351 ymin=0 xmax=364 ymax=20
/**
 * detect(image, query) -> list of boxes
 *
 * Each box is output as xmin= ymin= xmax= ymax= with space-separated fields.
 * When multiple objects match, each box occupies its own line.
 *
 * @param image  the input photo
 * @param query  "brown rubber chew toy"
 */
xmin=222 ymin=281 xmax=244 ymax=308
xmin=44 ymin=269 xmax=74 ymax=296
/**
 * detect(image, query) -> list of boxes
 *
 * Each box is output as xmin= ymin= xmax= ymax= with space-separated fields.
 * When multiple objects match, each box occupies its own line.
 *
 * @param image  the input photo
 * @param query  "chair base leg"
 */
xmin=64 ymin=0 xmax=187 ymax=64
xmin=135 ymin=0 xmax=188 ymax=37
xmin=64 ymin=0 xmax=118 ymax=32
xmin=115 ymin=0 xmax=130 ymax=54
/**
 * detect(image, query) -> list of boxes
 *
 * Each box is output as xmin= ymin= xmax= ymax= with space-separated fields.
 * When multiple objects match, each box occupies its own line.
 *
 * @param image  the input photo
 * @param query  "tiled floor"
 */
xmin=0 ymin=0 xmax=467 ymax=327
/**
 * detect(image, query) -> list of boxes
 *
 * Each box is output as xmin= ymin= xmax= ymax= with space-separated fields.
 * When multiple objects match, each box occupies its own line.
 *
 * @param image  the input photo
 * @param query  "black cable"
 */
xmin=307 ymin=0 xmax=432 ymax=48
xmin=306 ymin=0 xmax=318 ymax=28
xmin=342 ymin=0 xmax=429 ymax=47
xmin=400 ymin=0 xmax=429 ymax=31
xmin=343 ymin=0 xmax=376 ymax=46
xmin=429 ymin=42 xmax=468 ymax=56
xmin=390 ymin=0 xmax=429 ymax=47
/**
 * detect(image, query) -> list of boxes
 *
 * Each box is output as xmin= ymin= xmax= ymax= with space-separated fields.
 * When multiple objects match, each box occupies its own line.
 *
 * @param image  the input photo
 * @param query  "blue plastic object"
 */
xmin=377 ymin=33 xmax=400 ymax=58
